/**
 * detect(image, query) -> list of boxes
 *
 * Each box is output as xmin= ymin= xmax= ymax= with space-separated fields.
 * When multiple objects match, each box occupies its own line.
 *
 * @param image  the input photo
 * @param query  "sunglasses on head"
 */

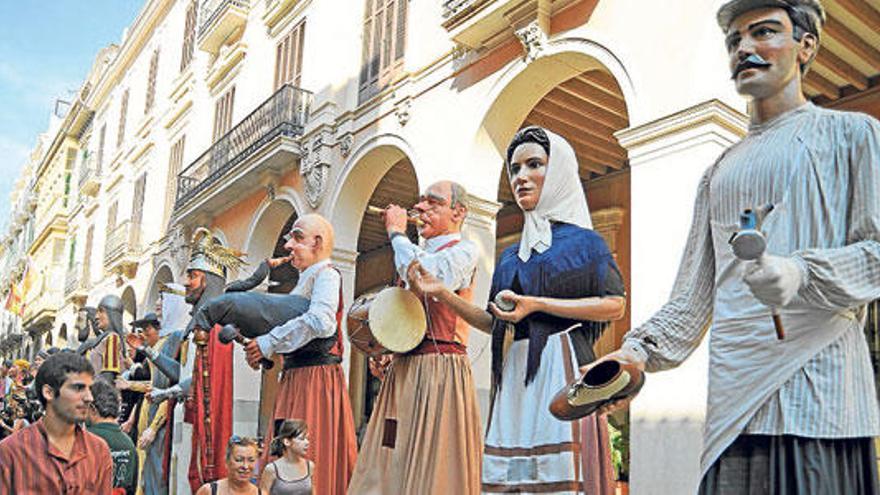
xmin=227 ymin=434 xmax=260 ymax=448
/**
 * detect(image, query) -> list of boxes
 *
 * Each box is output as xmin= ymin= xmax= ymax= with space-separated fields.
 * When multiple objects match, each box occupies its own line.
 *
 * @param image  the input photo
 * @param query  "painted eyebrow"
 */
xmin=726 ymin=19 xmax=785 ymax=46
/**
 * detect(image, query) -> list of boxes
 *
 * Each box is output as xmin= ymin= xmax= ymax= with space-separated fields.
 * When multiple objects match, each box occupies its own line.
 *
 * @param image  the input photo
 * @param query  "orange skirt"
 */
xmin=348 ymin=352 xmax=483 ymax=495
xmin=263 ymin=363 xmax=357 ymax=495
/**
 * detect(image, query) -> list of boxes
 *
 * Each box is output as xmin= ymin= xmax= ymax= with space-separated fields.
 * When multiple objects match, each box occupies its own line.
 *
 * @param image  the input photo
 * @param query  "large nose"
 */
xmin=283 ymin=237 xmax=295 ymax=251
xmin=83 ymin=387 xmax=94 ymax=403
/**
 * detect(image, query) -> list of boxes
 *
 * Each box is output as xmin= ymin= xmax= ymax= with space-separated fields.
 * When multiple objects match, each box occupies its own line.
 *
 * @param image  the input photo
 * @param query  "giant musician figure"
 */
xmin=348 ymin=181 xmax=483 ymax=494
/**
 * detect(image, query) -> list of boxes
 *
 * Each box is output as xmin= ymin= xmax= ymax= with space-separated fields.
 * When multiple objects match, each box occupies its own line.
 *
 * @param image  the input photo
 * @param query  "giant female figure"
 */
xmin=411 ymin=126 xmax=626 ymax=493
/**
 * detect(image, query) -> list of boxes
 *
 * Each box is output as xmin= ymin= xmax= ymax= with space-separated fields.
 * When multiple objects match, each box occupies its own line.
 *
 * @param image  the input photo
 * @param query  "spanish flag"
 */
xmin=5 ymin=283 xmax=22 ymax=316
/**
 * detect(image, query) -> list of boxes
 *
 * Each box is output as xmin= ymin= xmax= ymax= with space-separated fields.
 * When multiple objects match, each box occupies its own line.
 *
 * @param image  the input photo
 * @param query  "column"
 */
xmin=615 ymin=99 xmax=747 ymax=494
xmin=462 ymin=193 xmax=501 ymax=427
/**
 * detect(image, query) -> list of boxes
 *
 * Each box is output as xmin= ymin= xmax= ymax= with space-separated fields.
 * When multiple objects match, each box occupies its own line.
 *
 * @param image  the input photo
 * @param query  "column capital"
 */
xmin=331 ymin=247 xmax=358 ymax=273
xmin=615 ymin=99 xmax=748 ymax=166
xmin=464 ymin=193 xmax=502 ymax=232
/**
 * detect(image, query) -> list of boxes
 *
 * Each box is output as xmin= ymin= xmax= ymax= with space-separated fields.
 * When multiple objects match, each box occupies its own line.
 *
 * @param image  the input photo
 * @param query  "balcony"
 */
xmin=441 ymin=0 xmax=578 ymax=50
xmin=104 ymin=220 xmax=141 ymax=278
xmin=198 ymin=0 xmax=250 ymax=54
xmin=174 ymin=84 xmax=311 ymax=219
xmin=262 ymin=0 xmax=304 ymax=30
xmin=64 ymin=263 xmax=89 ymax=304
xmin=78 ymin=152 xmax=101 ymax=197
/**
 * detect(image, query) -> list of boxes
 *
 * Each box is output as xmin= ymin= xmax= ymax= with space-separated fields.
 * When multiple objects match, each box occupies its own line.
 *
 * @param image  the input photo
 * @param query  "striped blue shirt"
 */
xmin=625 ymin=102 xmax=880 ymax=439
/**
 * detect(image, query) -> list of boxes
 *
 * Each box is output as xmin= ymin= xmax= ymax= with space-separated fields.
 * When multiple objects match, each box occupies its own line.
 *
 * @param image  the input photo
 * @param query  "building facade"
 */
xmin=1 ymin=0 xmax=878 ymax=493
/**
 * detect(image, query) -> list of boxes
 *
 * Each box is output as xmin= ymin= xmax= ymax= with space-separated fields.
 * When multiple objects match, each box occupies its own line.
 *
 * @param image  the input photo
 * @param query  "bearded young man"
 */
xmin=591 ymin=1 xmax=880 ymax=493
xmin=347 ymin=181 xmax=483 ymax=495
xmin=0 ymin=352 xmax=113 ymax=494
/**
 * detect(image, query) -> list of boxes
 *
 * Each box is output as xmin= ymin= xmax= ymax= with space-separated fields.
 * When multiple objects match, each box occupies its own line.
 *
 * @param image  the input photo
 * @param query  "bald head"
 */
xmin=295 ymin=214 xmax=334 ymax=257
xmin=285 ymin=213 xmax=335 ymax=271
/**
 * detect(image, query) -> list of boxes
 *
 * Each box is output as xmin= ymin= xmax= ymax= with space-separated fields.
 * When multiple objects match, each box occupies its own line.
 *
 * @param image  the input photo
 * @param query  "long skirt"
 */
xmin=698 ymin=434 xmax=879 ymax=494
xmin=483 ymin=332 xmax=614 ymax=494
xmin=348 ymin=352 xmax=483 ymax=494
xmin=141 ymin=424 xmax=168 ymax=495
xmin=263 ymin=363 xmax=358 ymax=495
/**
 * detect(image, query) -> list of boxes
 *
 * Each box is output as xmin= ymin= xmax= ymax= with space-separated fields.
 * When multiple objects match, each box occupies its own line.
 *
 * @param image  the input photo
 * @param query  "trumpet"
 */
xmin=365 ymin=205 xmax=424 ymax=226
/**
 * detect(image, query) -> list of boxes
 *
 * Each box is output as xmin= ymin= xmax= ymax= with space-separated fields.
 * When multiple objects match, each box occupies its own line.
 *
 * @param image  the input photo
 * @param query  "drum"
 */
xmin=347 ymin=287 xmax=426 ymax=356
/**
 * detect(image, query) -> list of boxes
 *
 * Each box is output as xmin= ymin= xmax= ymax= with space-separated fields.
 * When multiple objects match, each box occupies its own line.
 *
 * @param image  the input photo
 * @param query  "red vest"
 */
xmin=409 ymin=239 xmax=475 ymax=355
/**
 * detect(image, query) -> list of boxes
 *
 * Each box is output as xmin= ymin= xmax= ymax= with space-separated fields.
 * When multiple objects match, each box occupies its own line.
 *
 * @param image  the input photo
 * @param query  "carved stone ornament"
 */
xmin=515 ymin=20 xmax=546 ymax=63
xmin=395 ymin=98 xmax=412 ymax=127
xmin=301 ymin=134 xmax=330 ymax=208
xmin=167 ymin=224 xmax=190 ymax=271
xmin=339 ymin=132 xmax=354 ymax=158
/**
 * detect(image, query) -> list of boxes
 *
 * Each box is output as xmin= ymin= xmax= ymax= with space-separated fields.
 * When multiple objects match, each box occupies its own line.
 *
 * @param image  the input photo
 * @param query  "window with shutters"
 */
xmin=96 ymin=124 xmax=106 ymax=174
xmin=117 ymin=89 xmax=129 ymax=148
xmin=106 ymin=201 xmax=118 ymax=237
xmin=165 ymin=136 xmax=186 ymax=223
xmin=131 ymin=174 xmax=146 ymax=248
xmin=68 ymin=238 xmax=76 ymax=270
xmin=274 ymin=20 xmax=306 ymax=90
xmin=181 ymin=1 xmax=197 ymax=71
xmin=145 ymin=49 xmax=160 ymax=114
xmin=359 ymin=0 xmax=408 ymax=102
xmin=213 ymin=86 xmax=235 ymax=141
xmin=83 ymin=225 xmax=94 ymax=285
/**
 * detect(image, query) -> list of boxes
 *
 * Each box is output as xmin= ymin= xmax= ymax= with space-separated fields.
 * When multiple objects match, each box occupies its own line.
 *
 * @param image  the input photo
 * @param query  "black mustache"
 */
xmin=732 ymin=54 xmax=771 ymax=79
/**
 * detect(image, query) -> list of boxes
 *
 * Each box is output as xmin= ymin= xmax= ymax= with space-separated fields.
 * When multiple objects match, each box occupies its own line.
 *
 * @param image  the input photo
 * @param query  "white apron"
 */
xmin=703 ymin=187 xmax=863 ymax=474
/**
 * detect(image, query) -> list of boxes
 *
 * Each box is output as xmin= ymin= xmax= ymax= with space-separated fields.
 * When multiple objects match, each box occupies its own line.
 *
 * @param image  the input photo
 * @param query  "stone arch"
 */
xmin=243 ymin=187 xmax=300 ymax=271
xmin=469 ymin=36 xmax=638 ymax=195
xmin=121 ymin=285 xmax=137 ymax=327
xmin=326 ymin=135 xmax=421 ymax=430
xmin=145 ymin=263 xmax=176 ymax=316
xmin=473 ymin=35 xmax=634 ymax=359
xmin=327 ymin=134 xmax=421 ymax=253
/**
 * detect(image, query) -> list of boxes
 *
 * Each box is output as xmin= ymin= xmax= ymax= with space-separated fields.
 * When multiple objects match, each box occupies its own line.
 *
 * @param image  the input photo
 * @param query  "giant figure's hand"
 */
xmin=489 ymin=291 xmax=537 ymax=324
xmin=244 ymin=340 xmax=266 ymax=371
xmin=579 ymin=347 xmax=647 ymax=415
xmin=147 ymin=384 xmax=182 ymax=404
xmin=384 ymin=204 xmax=408 ymax=235
xmin=369 ymin=355 xmax=392 ymax=380
xmin=407 ymin=261 xmax=445 ymax=297
xmin=138 ymin=427 xmax=156 ymax=449
xmin=743 ymin=255 xmax=805 ymax=308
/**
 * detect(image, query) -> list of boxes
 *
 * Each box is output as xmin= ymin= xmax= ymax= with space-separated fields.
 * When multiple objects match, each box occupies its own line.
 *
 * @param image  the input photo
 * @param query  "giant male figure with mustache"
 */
xmin=589 ymin=1 xmax=880 ymax=493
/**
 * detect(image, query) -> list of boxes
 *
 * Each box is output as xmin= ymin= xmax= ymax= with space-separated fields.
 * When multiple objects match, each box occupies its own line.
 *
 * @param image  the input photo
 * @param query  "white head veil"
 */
xmin=515 ymin=127 xmax=593 ymax=261
xmin=159 ymin=283 xmax=190 ymax=337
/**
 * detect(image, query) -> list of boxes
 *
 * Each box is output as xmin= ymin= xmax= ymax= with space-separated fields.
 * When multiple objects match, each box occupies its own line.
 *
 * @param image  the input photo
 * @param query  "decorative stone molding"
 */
xmin=615 ymin=99 xmax=748 ymax=166
xmin=514 ymin=20 xmax=546 ymax=63
xmin=394 ymin=98 xmax=412 ymax=127
xmin=463 ymin=193 xmax=502 ymax=232
xmin=300 ymin=132 xmax=331 ymax=208
xmin=338 ymin=132 xmax=353 ymax=158
xmin=331 ymin=247 xmax=358 ymax=274
xmin=164 ymin=224 xmax=191 ymax=274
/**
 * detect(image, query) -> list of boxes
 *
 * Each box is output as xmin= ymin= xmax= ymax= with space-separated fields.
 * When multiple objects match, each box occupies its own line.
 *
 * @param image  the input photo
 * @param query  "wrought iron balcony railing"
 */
xmin=78 ymin=151 xmax=100 ymax=197
xmin=198 ymin=0 xmax=250 ymax=53
xmin=103 ymin=220 xmax=142 ymax=269
xmin=175 ymin=84 xmax=311 ymax=210
xmin=64 ymin=263 xmax=84 ymax=295
xmin=442 ymin=0 xmax=479 ymax=18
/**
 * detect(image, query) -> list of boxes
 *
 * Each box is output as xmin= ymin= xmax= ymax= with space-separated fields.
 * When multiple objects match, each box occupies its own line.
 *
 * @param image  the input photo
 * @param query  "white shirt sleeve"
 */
xmin=256 ymin=268 xmax=341 ymax=356
xmin=391 ymin=235 xmax=478 ymax=291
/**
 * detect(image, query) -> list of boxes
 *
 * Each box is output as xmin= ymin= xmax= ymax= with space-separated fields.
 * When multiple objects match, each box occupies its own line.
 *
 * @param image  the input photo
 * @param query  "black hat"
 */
xmin=716 ymin=0 xmax=825 ymax=34
xmin=130 ymin=312 xmax=160 ymax=329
